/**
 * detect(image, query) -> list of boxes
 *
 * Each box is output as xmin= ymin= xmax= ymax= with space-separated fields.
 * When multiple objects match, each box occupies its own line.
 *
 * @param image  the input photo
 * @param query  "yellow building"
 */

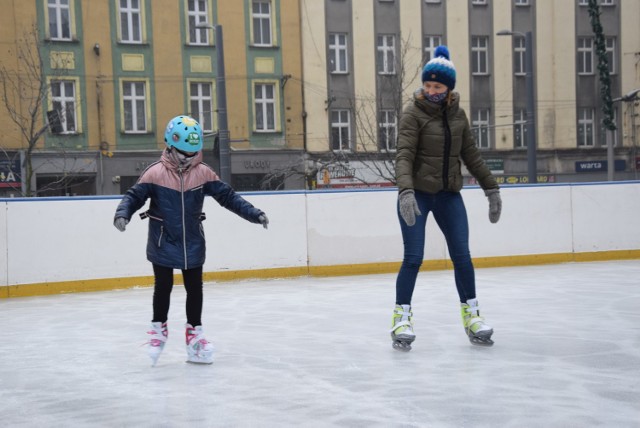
xmin=0 ymin=0 xmax=304 ymax=196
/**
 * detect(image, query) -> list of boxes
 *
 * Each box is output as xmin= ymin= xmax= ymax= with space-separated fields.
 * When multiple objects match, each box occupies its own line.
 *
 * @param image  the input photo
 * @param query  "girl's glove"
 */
xmin=258 ymin=213 xmax=269 ymax=229
xmin=114 ymin=217 xmax=129 ymax=232
xmin=398 ymin=190 xmax=421 ymax=227
xmin=484 ymin=189 xmax=502 ymax=223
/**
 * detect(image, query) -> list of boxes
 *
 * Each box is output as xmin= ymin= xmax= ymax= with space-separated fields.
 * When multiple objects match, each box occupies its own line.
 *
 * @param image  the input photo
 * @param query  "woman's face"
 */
xmin=423 ymin=81 xmax=448 ymax=96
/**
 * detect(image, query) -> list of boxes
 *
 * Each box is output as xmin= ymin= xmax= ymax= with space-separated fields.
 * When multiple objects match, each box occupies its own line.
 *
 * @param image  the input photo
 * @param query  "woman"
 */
xmin=391 ymin=46 xmax=502 ymax=351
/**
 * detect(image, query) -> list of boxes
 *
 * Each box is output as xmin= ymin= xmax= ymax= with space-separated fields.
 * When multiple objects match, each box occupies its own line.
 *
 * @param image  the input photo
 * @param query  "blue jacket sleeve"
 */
xmin=205 ymin=181 xmax=264 ymax=224
xmin=114 ymin=183 xmax=152 ymax=221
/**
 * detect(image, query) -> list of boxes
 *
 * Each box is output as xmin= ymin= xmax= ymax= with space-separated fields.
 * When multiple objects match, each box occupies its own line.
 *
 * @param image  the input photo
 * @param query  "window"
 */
xmin=252 ymin=1 xmax=272 ymax=46
xmin=577 ymin=108 xmax=595 ymax=147
xmin=514 ymin=109 xmax=526 ymax=149
xmin=119 ymin=0 xmax=142 ymax=43
xmin=578 ymin=37 xmax=594 ymax=75
xmin=472 ymin=0 xmax=487 ymax=4
xmin=331 ymin=109 xmax=351 ymax=151
xmin=424 ymin=36 xmax=442 ymax=63
xmin=50 ymin=80 xmax=77 ymax=133
xmin=255 ymin=83 xmax=276 ymax=132
xmin=601 ymin=0 xmax=614 ymax=6
xmin=329 ymin=33 xmax=349 ymax=74
xmin=606 ymin=37 xmax=616 ymax=75
xmin=515 ymin=0 xmax=529 ymax=4
xmin=471 ymin=36 xmax=489 ymax=75
xmin=379 ymin=110 xmax=397 ymax=151
xmin=514 ymin=37 xmax=526 ymax=75
xmin=190 ymin=82 xmax=213 ymax=132
xmin=188 ymin=0 xmax=209 ymax=45
xmin=578 ymin=0 xmax=588 ymax=5
xmin=48 ymin=0 xmax=71 ymax=41
xmin=425 ymin=0 xmax=441 ymax=3
xmin=472 ymin=109 xmax=490 ymax=149
xmin=123 ymin=81 xmax=147 ymax=133
xmin=377 ymin=35 xmax=396 ymax=75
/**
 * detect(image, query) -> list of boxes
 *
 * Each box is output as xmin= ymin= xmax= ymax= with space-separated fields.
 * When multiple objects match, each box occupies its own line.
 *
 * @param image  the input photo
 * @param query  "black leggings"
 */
xmin=152 ymin=264 xmax=203 ymax=327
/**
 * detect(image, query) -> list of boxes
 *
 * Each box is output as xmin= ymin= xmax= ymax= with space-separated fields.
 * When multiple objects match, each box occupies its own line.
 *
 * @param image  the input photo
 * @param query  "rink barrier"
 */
xmin=1 ymin=181 xmax=639 ymax=298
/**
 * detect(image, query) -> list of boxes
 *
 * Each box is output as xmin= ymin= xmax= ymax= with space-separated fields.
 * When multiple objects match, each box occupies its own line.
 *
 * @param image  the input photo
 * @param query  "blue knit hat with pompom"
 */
xmin=421 ymin=45 xmax=456 ymax=90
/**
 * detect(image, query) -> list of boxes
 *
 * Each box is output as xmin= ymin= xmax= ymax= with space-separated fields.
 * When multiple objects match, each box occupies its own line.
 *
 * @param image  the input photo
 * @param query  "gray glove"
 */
xmin=485 ymin=189 xmax=502 ymax=224
xmin=114 ymin=217 xmax=129 ymax=232
xmin=258 ymin=213 xmax=269 ymax=229
xmin=398 ymin=190 xmax=421 ymax=227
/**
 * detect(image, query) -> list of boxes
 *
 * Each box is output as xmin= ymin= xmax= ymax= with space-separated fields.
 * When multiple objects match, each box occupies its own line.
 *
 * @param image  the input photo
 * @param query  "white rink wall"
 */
xmin=1 ymin=182 xmax=639 ymax=288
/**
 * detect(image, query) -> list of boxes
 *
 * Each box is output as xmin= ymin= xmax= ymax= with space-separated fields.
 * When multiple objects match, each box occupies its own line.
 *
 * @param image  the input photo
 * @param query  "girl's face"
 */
xmin=423 ymin=81 xmax=448 ymax=96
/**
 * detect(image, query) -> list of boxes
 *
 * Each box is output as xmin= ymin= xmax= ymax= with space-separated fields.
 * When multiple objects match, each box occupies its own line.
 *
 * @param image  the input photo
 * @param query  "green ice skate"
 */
xmin=390 ymin=304 xmax=415 ymax=351
xmin=461 ymin=298 xmax=494 ymax=346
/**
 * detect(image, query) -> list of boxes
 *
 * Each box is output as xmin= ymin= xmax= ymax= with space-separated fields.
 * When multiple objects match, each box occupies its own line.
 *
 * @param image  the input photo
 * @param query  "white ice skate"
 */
xmin=461 ymin=298 xmax=494 ymax=347
xmin=185 ymin=324 xmax=214 ymax=364
xmin=390 ymin=304 xmax=416 ymax=352
xmin=147 ymin=322 xmax=168 ymax=367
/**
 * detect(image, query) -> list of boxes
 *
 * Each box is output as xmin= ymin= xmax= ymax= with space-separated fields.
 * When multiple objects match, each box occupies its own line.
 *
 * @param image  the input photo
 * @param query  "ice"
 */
xmin=1 ymin=260 xmax=639 ymax=427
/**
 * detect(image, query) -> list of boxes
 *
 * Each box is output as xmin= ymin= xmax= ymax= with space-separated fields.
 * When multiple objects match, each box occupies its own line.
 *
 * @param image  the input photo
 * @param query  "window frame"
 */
xmin=514 ymin=109 xmax=526 ymax=149
xmin=578 ymin=37 xmax=594 ymax=75
xmin=118 ymin=0 xmax=143 ymax=44
xmin=49 ymin=78 xmax=79 ymax=134
xmin=121 ymin=80 xmax=149 ymax=134
xmin=329 ymin=33 xmax=349 ymax=74
xmin=47 ymin=0 xmax=73 ymax=41
xmin=577 ymin=108 xmax=595 ymax=147
xmin=251 ymin=0 xmax=273 ymax=47
xmin=605 ymin=37 xmax=616 ymax=75
xmin=379 ymin=109 xmax=397 ymax=152
xmin=376 ymin=34 xmax=396 ymax=75
xmin=514 ymin=37 xmax=526 ymax=76
xmin=424 ymin=36 xmax=443 ymax=63
xmin=187 ymin=0 xmax=210 ymax=46
xmin=331 ymin=109 xmax=351 ymax=152
xmin=472 ymin=108 xmax=491 ymax=149
xmin=189 ymin=80 xmax=214 ymax=133
xmin=471 ymin=36 xmax=490 ymax=76
xmin=253 ymin=81 xmax=279 ymax=133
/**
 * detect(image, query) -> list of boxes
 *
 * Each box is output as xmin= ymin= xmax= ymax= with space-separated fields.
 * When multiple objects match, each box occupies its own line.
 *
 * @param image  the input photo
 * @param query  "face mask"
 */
xmin=424 ymin=90 xmax=448 ymax=104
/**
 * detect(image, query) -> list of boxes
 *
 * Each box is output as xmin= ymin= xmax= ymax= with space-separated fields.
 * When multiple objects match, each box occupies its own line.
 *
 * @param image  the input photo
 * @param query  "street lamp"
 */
xmin=196 ymin=22 xmax=231 ymax=183
xmin=497 ymin=29 xmax=537 ymax=184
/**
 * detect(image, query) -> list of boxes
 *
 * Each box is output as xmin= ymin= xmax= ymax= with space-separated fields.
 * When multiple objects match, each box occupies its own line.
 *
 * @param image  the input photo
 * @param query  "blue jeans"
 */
xmin=396 ymin=190 xmax=476 ymax=304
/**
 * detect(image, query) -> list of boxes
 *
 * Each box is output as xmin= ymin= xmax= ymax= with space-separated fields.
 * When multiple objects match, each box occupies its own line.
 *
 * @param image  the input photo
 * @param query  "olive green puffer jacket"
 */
xmin=396 ymin=91 xmax=498 ymax=194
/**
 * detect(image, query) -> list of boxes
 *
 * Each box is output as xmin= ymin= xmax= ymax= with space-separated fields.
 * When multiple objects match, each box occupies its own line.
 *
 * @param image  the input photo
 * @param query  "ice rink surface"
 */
xmin=1 ymin=260 xmax=639 ymax=428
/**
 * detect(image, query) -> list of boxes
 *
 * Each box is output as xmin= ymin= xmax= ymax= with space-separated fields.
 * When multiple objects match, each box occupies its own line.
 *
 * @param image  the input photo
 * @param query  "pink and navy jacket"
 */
xmin=115 ymin=149 xmax=264 ymax=270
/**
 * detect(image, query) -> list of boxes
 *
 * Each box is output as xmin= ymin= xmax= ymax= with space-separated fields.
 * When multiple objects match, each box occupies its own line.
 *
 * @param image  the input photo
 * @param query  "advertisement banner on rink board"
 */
xmin=467 ymin=175 xmax=556 ymax=185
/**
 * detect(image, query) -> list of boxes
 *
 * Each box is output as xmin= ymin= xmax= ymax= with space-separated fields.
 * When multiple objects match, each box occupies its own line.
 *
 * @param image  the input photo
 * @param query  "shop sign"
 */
xmin=575 ymin=160 xmax=626 ymax=172
xmin=0 ymin=158 xmax=21 ymax=188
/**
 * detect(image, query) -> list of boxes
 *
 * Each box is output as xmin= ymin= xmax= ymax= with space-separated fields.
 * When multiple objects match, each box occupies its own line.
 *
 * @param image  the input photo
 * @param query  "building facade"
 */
xmin=301 ymin=0 xmax=640 ymax=187
xmin=1 ymin=0 xmax=639 ymax=196
xmin=0 ymin=0 xmax=304 ymax=196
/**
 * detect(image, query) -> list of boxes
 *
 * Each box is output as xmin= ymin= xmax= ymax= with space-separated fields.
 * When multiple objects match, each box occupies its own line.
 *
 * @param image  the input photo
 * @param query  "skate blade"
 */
xmin=392 ymin=340 xmax=413 ymax=352
xmin=469 ymin=337 xmax=494 ymax=347
xmin=186 ymin=359 xmax=213 ymax=365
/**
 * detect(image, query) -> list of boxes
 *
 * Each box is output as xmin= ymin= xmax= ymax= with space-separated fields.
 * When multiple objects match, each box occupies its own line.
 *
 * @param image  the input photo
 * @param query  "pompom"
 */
xmin=434 ymin=45 xmax=450 ymax=60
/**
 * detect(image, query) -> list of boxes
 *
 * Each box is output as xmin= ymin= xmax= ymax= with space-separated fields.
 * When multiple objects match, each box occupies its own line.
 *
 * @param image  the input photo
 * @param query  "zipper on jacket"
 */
xmin=442 ymin=107 xmax=452 ymax=189
xmin=157 ymin=226 xmax=164 ymax=247
xmin=179 ymin=170 xmax=188 ymax=270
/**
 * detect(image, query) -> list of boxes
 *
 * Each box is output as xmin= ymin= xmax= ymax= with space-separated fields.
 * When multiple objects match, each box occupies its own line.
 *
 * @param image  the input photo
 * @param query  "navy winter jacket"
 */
xmin=115 ymin=149 xmax=264 ymax=270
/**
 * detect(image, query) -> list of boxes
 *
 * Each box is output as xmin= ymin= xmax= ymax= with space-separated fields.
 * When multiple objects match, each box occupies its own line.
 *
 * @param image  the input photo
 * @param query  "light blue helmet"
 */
xmin=164 ymin=115 xmax=203 ymax=152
